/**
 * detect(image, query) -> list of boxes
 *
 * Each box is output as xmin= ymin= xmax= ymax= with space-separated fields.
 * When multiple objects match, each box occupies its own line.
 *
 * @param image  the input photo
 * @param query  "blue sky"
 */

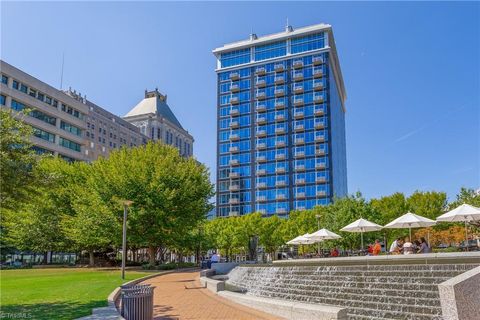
xmin=1 ymin=1 xmax=479 ymax=200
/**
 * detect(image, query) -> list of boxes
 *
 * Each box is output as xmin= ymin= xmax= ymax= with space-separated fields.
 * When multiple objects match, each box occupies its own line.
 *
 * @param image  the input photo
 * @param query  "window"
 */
xmin=52 ymin=100 xmax=58 ymax=107
xmin=12 ymin=80 xmax=19 ymax=90
xmin=11 ymin=99 xmax=25 ymax=111
xmin=61 ymin=104 xmax=83 ymax=119
xmin=255 ymin=41 xmax=287 ymax=61
xmin=60 ymin=121 xmax=82 ymax=136
xmin=30 ymin=110 xmax=56 ymax=126
xmin=220 ymin=48 xmax=251 ymax=68
xmin=45 ymin=96 xmax=52 ymax=105
xmin=59 ymin=137 xmax=81 ymax=152
xmin=1 ymin=75 xmax=7 ymax=85
xmin=291 ymin=33 xmax=325 ymax=54
xmin=86 ymin=131 xmax=90 ymax=137
xmin=20 ymin=84 xmax=27 ymax=93
xmin=0 ymin=95 xmax=5 ymax=106
xmin=37 ymin=92 xmax=44 ymax=102
xmin=29 ymin=88 xmax=36 ymax=98
xmin=32 ymin=127 xmax=55 ymax=143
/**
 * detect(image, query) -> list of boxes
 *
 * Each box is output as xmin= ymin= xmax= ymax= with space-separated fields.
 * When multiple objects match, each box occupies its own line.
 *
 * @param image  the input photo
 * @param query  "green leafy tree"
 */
xmin=0 ymin=109 xmax=43 ymax=257
xmin=319 ymin=193 xmax=379 ymax=250
xmin=92 ymin=142 xmax=214 ymax=265
xmin=0 ymin=109 xmax=39 ymax=210
xmin=407 ymin=190 xmax=447 ymax=220
xmin=370 ymin=192 xmax=409 ymax=245
xmin=259 ymin=215 xmax=285 ymax=260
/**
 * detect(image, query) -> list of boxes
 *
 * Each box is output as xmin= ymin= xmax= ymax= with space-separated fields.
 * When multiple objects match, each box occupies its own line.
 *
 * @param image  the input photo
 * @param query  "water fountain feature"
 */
xmin=225 ymin=262 xmax=479 ymax=319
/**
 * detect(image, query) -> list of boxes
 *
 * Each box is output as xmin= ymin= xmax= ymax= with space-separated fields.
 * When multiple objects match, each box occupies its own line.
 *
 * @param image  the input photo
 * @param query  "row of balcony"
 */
xmin=228 ymin=157 xmax=327 ymax=167
xmin=231 ymin=78 xmax=324 ymax=93
xmin=228 ymin=162 xmax=327 ymax=179
xmin=253 ymin=57 xmax=325 ymax=76
xmin=227 ymin=191 xmax=328 ymax=205
xmin=229 ymin=105 xmax=324 ymax=118
xmin=254 ymin=176 xmax=328 ymax=184
xmin=228 ymin=57 xmax=325 ymax=82
xmin=235 ymin=93 xmax=324 ymax=109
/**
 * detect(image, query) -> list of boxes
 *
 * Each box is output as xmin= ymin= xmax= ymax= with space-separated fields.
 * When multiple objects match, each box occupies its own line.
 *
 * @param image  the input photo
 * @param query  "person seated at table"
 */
xmin=330 ymin=247 xmax=339 ymax=257
xmin=367 ymin=244 xmax=374 ymax=255
xmin=417 ymin=237 xmax=431 ymax=253
xmin=389 ymin=237 xmax=402 ymax=254
xmin=372 ymin=239 xmax=382 ymax=255
xmin=403 ymin=237 xmax=414 ymax=255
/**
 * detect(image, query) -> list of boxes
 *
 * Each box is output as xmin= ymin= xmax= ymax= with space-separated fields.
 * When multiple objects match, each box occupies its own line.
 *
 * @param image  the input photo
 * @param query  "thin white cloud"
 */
xmin=395 ymin=104 xmax=468 ymax=143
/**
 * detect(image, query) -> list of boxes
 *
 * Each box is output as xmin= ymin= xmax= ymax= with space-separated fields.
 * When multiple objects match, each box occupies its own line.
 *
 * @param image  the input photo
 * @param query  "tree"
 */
xmin=0 ymin=109 xmax=42 ymax=258
xmin=319 ymin=193 xmax=379 ymax=250
xmin=92 ymin=142 xmax=214 ymax=265
xmin=259 ymin=215 xmax=285 ymax=260
xmin=370 ymin=192 xmax=409 ymax=245
xmin=406 ymin=190 xmax=447 ymax=220
xmin=0 ymin=109 xmax=39 ymax=210
xmin=448 ymin=188 xmax=480 ymax=228
xmin=62 ymin=184 xmax=120 ymax=266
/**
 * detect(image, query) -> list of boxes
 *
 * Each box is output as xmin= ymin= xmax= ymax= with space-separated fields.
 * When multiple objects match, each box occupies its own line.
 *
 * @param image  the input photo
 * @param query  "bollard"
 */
xmin=121 ymin=284 xmax=154 ymax=320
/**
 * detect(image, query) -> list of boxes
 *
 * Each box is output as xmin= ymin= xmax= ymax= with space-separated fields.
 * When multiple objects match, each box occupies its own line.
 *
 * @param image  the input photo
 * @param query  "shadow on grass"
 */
xmin=1 ymin=300 xmax=106 ymax=320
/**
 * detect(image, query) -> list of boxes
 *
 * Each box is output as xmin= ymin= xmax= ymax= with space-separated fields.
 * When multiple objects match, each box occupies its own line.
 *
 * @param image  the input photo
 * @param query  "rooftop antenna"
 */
xmin=249 ymin=27 xmax=257 ymax=41
xmin=60 ymin=52 xmax=65 ymax=89
xmin=285 ymin=17 xmax=293 ymax=32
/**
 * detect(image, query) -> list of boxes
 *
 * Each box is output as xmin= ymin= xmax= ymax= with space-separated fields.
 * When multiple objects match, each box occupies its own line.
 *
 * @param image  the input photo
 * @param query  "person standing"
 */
xmin=211 ymin=252 xmax=220 ymax=264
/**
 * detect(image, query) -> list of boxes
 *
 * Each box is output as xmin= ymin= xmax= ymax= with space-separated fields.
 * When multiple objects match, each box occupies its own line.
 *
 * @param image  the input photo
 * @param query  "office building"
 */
xmin=65 ymin=89 xmax=148 ymax=161
xmin=212 ymin=23 xmax=347 ymax=217
xmin=1 ymin=60 xmax=89 ymax=161
xmin=0 ymin=60 xmax=192 ymax=161
xmin=123 ymin=89 xmax=193 ymax=157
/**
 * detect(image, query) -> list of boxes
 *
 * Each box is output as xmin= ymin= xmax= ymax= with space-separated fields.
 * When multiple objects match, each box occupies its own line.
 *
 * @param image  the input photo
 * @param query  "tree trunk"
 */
xmin=148 ymin=246 xmax=156 ymax=265
xmin=43 ymin=252 xmax=48 ymax=264
xmin=89 ymin=251 xmax=95 ymax=267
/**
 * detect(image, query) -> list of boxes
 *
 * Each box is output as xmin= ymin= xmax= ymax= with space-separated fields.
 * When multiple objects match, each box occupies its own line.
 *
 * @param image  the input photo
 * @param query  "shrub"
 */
xmin=141 ymin=262 xmax=196 ymax=270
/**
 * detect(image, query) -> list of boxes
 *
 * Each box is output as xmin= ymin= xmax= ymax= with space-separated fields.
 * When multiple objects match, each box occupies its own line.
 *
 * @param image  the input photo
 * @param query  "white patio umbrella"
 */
xmin=436 ymin=204 xmax=480 ymax=248
xmin=287 ymin=233 xmax=316 ymax=245
xmin=307 ymin=228 xmax=342 ymax=241
xmin=307 ymin=229 xmax=341 ymax=255
xmin=340 ymin=218 xmax=383 ymax=249
xmin=384 ymin=212 xmax=436 ymax=239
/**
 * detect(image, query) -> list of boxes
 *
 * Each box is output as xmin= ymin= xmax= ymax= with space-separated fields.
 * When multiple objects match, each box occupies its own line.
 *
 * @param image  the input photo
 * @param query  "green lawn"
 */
xmin=0 ymin=268 xmax=157 ymax=320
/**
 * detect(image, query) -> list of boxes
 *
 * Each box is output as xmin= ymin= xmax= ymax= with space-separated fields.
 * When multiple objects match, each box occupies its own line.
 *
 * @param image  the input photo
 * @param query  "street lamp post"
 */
xmin=121 ymin=200 xmax=133 ymax=280
xmin=315 ymin=214 xmax=321 ymax=255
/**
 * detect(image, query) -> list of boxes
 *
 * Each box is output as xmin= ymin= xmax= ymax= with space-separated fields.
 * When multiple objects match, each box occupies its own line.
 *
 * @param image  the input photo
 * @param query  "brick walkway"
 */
xmin=141 ymin=270 xmax=280 ymax=320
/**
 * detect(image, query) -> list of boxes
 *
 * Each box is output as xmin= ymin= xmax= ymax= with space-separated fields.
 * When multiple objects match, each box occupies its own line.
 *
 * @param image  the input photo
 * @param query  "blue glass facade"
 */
xmin=215 ymin=27 xmax=347 ymax=218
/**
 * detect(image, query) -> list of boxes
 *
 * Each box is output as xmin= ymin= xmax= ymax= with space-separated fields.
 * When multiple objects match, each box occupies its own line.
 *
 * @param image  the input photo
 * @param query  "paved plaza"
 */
xmin=141 ymin=270 xmax=280 ymax=320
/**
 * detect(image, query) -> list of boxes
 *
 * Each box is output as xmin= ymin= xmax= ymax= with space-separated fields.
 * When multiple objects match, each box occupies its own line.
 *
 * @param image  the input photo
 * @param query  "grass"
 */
xmin=0 ymin=268 xmax=157 ymax=320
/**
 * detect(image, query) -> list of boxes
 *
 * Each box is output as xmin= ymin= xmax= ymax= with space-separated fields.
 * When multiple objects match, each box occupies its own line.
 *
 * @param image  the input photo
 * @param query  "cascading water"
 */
xmin=226 ymin=263 xmax=479 ymax=320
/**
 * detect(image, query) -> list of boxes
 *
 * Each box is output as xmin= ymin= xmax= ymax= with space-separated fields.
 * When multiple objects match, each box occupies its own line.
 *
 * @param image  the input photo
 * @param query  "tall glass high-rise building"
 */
xmin=213 ymin=23 xmax=347 ymax=218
